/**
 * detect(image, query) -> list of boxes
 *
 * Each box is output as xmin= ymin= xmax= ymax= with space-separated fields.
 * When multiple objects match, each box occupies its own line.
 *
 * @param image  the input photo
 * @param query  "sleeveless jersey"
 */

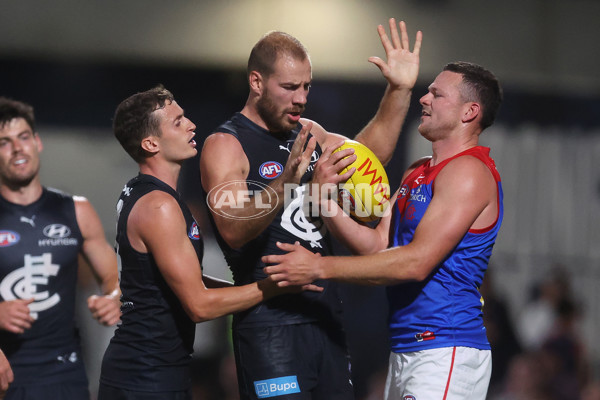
xmin=387 ymin=146 xmax=503 ymax=352
xmin=208 ymin=112 xmax=343 ymax=328
xmin=0 ymin=188 xmax=87 ymax=386
xmin=99 ymin=174 xmax=204 ymax=392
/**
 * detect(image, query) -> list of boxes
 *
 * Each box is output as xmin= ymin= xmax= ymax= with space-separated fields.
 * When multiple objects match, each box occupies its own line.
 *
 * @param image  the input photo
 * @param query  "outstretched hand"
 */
xmin=369 ymin=18 xmax=422 ymax=91
xmin=283 ymin=122 xmax=317 ymax=184
xmin=262 ymin=241 xmax=324 ymax=287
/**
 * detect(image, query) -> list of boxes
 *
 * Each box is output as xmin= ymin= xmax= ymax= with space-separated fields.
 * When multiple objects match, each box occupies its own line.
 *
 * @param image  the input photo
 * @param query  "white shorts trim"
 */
xmin=383 ymin=346 xmax=491 ymax=400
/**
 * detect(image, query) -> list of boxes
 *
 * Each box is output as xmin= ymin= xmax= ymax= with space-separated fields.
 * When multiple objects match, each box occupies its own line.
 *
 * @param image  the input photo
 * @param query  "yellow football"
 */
xmin=333 ymin=140 xmax=391 ymax=222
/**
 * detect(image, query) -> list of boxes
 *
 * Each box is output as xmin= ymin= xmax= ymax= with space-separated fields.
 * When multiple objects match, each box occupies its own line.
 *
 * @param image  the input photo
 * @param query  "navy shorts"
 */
xmin=233 ymin=322 xmax=354 ymax=400
xmin=98 ymin=383 xmax=192 ymax=400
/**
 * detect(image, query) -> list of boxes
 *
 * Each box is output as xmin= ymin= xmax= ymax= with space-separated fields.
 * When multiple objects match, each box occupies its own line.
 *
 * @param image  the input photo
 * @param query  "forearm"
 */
xmin=321 ymin=200 xmax=387 ymax=255
xmin=354 ymin=86 xmax=412 ymax=165
xmin=190 ymin=279 xmax=279 ymax=322
xmin=320 ymin=246 xmax=425 ymax=286
xmin=213 ymin=175 xmax=296 ymax=248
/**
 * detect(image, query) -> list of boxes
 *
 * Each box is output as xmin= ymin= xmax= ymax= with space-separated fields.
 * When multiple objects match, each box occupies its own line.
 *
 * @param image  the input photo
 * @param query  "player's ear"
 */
xmin=249 ymin=71 xmax=264 ymax=95
xmin=33 ymin=132 xmax=43 ymax=153
xmin=462 ymin=102 xmax=480 ymax=124
xmin=140 ymin=136 xmax=160 ymax=155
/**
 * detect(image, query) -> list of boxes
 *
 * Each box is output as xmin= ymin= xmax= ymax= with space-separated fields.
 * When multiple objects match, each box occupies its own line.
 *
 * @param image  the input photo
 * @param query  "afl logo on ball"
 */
xmin=0 ymin=231 xmax=19 ymax=247
xmin=259 ymin=161 xmax=283 ymax=179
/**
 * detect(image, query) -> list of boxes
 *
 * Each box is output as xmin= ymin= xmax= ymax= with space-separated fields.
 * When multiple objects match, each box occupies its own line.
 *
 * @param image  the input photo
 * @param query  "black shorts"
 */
xmin=5 ymin=382 xmax=89 ymax=400
xmin=233 ymin=322 xmax=354 ymax=400
xmin=97 ymin=383 xmax=192 ymax=400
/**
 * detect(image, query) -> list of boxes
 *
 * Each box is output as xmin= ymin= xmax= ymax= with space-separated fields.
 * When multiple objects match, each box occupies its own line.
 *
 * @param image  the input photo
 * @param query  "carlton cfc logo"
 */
xmin=259 ymin=161 xmax=283 ymax=179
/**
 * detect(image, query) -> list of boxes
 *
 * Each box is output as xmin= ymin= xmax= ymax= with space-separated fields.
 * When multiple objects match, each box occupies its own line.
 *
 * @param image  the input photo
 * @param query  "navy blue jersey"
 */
xmin=207 ymin=113 xmax=343 ymax=329
xmin=0 ymin=188 xmax=87 ymax=387
xmin=100 ymin=174 xmax=204 ymax=392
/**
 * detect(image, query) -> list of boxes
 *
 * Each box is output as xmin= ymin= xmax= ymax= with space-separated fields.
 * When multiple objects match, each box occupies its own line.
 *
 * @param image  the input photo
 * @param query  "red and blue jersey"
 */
xmin=387 ymin=146 xmax=503 ymax=352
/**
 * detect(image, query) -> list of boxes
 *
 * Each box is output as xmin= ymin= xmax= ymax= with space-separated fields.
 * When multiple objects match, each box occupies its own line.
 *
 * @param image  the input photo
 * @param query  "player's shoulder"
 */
xmin=438 ymin=154 xmax=497 ymax=194
xmin=202 ymin=131 xmax=243 ymax=154
xmin=402 ymin=156 xmax=431 ymax=181
xmin=130 ymin=190 xmax=181 ymax=225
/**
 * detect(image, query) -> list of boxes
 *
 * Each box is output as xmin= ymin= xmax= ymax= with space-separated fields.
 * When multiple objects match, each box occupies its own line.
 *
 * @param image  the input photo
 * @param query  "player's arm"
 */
xmin=264 ymin=156 xmax=497 ymax=286
xmin=131 ymin=191 xmax=316 ymax=323
xmin=200 ymin=122 xmax=316 ymax=249
xmin=74 ymin=196 xmax=121 ymax=326
xmin=0 ymin=349 xmax=13 ymax=397
xmin=319 ymin=194 xmax=394 ymax=256
xmin=353 ymin=19 xmax=422 ymax=165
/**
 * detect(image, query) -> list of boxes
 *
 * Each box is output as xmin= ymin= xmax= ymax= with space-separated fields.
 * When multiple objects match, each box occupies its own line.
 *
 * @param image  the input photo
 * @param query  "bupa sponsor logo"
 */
xmin=188 ymin=221 xmax=200 ymax=240
xmin=207 ymin=180 xmax=279 ymax=220
xmin=39 ymin=224 xmax=78 ymax=247
xmin=403 ymin=396 xmax=417 ymax=400
xmin=0 ymin=231 xmax=19 ymax=247
xmin=259 ymin=161 xmax=283 ymax=179
xmin=254 ymin=375 xmax=300 ymax=398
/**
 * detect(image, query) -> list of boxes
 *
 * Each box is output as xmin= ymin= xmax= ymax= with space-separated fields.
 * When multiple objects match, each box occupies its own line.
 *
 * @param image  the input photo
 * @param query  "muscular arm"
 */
xmin=74 ymin=197 xmax=121 ymax=326
xmin=200 ymin=123 xmax=315 ymax=249
xmin=264 ymin=156 xmax=498 ymax=286
xmin=130 ymin=191 xmax=300 ymax=323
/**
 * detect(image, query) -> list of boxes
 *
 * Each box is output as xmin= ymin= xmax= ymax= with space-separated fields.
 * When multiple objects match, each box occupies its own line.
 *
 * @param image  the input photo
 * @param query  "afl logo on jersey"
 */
xmin=188 ymin=221 xmax=201 ymax=240
xmin=0 ymin=231 xmax=19 ymax=247
xmin=399 ymin=184 xmax=409 ymax=199
xmin=259 ymin=161 xmax=283 ymax=179
xmin=43 ymin=224 xmax=71 ymax=238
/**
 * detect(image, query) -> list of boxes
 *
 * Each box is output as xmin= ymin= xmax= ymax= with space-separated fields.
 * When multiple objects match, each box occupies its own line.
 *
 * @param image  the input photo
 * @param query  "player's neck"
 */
xmin=0 ymin=178 xmax=43 ymax=206
xmin=430 ymin=135 xmax=479 ymax=166
xmin=240 ymin=106 xmax=269 ymax=132
xmin=139 ymin=161 xmax=181 ymax=191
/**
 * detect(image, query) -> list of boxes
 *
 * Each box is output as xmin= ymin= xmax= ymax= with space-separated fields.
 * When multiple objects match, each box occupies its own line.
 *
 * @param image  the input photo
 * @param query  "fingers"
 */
xmin=302 ymin=284 xmax=324 ymax=293
xmin=88 ymin=295 xmax=122 ymax=326
xmin=413 ymin=30 xmax=423 ymax=56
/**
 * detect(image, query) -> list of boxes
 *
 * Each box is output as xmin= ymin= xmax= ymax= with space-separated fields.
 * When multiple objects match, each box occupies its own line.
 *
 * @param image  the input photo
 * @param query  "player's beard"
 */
xmin=256 ymin=89 xmax=303 ymax=134
xmin=0 ymin=162 xmax=40 ymax=191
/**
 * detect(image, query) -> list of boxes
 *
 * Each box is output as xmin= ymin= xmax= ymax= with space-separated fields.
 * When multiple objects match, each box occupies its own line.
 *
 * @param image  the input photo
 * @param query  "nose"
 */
xmin=187 ymin=118 xmax=196 ymax=132
xmin=292 ymin=89 xmax=308 ymax=106
xmin=419 ymin=93 xmax=430 ymax=106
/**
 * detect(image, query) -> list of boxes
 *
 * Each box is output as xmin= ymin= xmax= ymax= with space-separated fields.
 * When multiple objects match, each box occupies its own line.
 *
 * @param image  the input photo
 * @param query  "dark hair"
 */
xmin=113 ymin=85 xmax=174 ymax=162
xmin=0 ymin=97 xmax=36 ymax=132
xmin=443 ymin=61 xmax=503 ymax=130
xmin=247 ymin=31 xmax=310 ymax=78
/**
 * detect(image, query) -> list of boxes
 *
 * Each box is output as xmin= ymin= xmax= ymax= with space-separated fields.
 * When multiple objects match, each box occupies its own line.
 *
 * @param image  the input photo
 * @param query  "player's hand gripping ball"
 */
xmin=333 ymin=140 xmax=391 ymax=222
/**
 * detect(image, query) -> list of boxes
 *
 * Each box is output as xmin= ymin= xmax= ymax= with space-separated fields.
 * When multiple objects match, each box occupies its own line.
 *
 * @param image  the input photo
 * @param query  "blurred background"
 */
xmin=2 ymin=0 xmax=600 ymax=398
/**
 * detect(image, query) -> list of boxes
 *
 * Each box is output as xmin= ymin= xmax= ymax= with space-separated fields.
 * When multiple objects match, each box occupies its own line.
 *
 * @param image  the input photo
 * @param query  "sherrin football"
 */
xmin=333 ymin=140 xmax=391 ymax=222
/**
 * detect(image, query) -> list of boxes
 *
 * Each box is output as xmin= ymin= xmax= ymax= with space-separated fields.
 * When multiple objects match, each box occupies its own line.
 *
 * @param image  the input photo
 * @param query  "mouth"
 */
xmin=188 ymin=134 xmax=197 ymax=148
xmin=12 ymin=157 xmax=27 ymax=166
xmin=286 ymin=108 xmax=304 ymax=122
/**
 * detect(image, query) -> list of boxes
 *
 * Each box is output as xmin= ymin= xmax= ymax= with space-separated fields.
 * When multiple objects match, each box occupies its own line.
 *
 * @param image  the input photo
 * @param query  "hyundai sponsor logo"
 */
xmin=43 ymin=224 xmax=71 ymax=238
